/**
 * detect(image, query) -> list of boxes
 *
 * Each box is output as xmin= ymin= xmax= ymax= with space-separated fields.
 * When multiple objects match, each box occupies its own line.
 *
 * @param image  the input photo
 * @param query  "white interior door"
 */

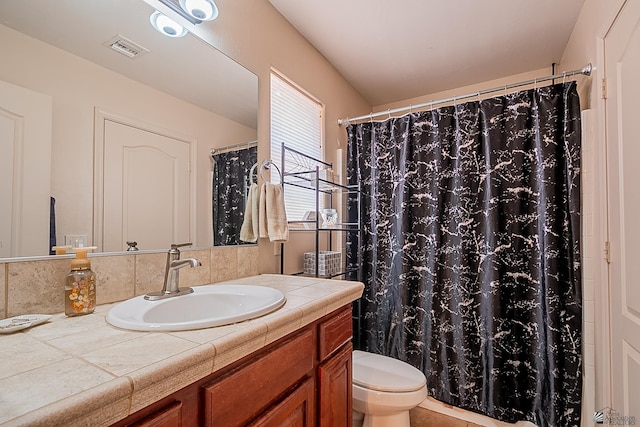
xmin=0 ymin=80 xmax=52 ymax=257
xmin=605 ymin=0 xmax=640 ymax=417
xmin=98 ymin=115 xmax=192 ymax=252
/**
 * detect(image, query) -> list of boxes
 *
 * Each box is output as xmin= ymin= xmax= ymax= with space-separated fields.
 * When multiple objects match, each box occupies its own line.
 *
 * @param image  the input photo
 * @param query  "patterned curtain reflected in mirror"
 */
xmin=212 ymin=146 xmax=257 ymax=246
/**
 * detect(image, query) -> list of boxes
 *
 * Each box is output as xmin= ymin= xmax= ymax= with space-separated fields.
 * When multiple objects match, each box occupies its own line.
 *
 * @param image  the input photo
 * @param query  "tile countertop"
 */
xmin=0 ymin=274 xmax=364 ymax=427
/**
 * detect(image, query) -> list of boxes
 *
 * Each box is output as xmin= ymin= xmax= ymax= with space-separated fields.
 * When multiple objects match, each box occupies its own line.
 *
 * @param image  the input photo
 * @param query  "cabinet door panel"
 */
xmin=249 ymin=378 xmax=315 ymax=427
xmin=204 ymin=329 xmax=314 ymax=426
xmin=318 ymin=343 xmax=352 ymax=427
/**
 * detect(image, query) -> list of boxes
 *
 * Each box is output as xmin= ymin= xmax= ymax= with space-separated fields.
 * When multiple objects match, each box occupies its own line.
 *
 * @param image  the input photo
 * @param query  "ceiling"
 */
xmin=268 ymin=0 xmax=585 ymax=106
xmin=0 ymin=0 xmax=258 ymax=128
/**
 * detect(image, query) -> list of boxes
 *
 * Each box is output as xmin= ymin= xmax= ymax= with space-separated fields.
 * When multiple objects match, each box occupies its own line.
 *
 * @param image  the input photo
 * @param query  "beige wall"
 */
xmin=374 ymin=67 xmax=552 ymax=113
xmin=181 ymin=0 xmax=371 ymax=273
xmin=0 ymin=24 xmax=256 ymax=252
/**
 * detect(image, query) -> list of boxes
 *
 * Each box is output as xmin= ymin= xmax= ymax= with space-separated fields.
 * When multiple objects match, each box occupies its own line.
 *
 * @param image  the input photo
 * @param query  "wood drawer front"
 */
xmin=318 ymin=306 xmax=352 ymax=361
xmin=204 ymin=329 xmax=314 ymax=426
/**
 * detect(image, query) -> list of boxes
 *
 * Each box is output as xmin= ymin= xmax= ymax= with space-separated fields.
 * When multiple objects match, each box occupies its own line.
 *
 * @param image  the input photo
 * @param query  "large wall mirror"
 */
xmin=0 ymin=0 xmax=258 ymax=258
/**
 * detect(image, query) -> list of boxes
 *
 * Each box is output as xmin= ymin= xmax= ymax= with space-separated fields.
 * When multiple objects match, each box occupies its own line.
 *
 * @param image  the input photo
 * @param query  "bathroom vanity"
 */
xmin=114 ymin=305 xmax=353 ymax=426
xmin=0 ymin=274 xmax=363 ymax=427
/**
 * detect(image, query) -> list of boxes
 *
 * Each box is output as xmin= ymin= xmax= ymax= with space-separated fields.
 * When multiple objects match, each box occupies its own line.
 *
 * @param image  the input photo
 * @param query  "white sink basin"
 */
xmin=106 ymin=284 xmax=286 ymax=331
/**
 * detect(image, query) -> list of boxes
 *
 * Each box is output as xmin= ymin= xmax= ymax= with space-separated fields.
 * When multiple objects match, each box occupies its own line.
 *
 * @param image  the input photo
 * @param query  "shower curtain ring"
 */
xmin=534 ymin=77 xmax=538 ymax=89
xmin=562 ymin=72 xmax=567 ymax=85
xmin=387 ymin=109 xmax=391 ymax=119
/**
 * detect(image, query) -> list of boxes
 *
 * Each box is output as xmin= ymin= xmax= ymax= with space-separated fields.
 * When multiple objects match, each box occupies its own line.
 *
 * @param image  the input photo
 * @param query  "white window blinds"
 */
xmin=270 ymin=72 xmax=323 ymax=220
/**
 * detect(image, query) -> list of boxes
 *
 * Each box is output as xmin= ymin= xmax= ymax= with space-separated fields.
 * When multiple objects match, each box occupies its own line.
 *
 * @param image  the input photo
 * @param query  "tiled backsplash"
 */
xmin=0 ymin=245 xmax=259 ymax=319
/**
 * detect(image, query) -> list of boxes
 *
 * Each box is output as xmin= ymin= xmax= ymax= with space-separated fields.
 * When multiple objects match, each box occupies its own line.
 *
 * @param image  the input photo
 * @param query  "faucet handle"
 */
xmin=170 ymin=242 xmax=192 ymax=250
xmin=168 ymin=243 xmax=192 ymax=256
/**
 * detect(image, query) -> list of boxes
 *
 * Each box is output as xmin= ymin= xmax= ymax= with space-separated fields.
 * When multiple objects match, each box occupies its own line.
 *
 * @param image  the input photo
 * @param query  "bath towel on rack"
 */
xmin=239 ymin=182 xmax=260 ymax=243
xmin=259 ymin=183 xmax=289 ymax=243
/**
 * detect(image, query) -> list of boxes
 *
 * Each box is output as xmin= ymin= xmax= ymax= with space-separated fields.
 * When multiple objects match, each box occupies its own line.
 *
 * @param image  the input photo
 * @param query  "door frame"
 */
xmin=93 ymin=107 xmax=197 ymax=251
xmin=598 ymin=0 xmax=633 ymax=413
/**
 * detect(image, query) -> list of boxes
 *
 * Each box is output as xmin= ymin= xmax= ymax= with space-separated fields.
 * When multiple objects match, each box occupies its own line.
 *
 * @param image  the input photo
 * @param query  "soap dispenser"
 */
xmin=65 ymin=246 xmax=97 ymax=316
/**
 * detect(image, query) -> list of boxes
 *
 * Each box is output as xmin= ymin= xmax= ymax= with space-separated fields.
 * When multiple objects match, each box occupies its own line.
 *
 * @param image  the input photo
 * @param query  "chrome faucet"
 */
xmin=145 ymin=243 xmax=201 ymax=301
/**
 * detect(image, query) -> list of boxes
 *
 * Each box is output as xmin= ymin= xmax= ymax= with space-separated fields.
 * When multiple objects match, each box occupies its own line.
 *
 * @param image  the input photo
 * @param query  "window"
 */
xmin=270 ymin=71 xmax=324 ymax=220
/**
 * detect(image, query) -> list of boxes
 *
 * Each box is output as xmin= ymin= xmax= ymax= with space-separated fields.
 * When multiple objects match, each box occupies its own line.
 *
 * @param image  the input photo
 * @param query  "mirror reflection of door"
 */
xmin=212 ymin=145 xmax=257 ymax=246
xmin=0 ymin=80 xmax=52 ymax=257
xmin=96 ymin=111 xmax=193 ymax=252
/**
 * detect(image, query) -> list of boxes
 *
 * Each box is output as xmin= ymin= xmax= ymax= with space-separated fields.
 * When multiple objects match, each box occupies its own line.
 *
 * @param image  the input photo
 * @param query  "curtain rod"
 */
xmin=337 ymin=63 xmax=592 ymax=126
xmin=210 ymin=140 xmax=257 ymax=156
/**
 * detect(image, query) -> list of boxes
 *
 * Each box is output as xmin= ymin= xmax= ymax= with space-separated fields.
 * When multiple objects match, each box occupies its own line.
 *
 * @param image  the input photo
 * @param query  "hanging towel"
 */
xmin=258 ymin=183 xmax=289 ymax=243
xmin=239 ymin=183 xmax=259 ymax=242
xmin=258 ymin=183 xmax=268 ymax=239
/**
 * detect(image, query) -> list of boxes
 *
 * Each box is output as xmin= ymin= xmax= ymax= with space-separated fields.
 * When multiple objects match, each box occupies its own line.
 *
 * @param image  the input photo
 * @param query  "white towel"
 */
xmin=258 ymin=183 xmax=268 ymax=239
xmin=258 ymin=183 xmax=289 ymax=243
xmin=239 ymin=183 xmax=259 ymax=242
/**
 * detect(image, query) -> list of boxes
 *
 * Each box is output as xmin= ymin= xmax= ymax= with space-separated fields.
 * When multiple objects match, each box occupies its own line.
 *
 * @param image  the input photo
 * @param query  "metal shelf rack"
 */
xmin=277 ymin=143 xmax=364 ymax=348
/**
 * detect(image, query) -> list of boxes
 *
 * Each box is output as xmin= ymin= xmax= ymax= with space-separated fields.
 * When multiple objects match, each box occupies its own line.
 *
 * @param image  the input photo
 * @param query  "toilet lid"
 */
xmin=352 ymin=350 xmax=426 ymax=392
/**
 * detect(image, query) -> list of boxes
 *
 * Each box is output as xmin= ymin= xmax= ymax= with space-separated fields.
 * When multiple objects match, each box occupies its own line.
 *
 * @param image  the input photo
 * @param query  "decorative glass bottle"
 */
xmin=65 ymin=247 xmax=97 ymax=316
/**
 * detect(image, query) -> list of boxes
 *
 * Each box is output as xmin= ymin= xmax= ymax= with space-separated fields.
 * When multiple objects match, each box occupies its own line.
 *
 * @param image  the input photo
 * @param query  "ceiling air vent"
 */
xmin=104 ymin=35 xmax=149 ymax=59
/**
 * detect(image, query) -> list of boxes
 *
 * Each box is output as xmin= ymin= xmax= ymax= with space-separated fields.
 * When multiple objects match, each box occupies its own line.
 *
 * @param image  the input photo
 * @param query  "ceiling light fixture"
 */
xmin=179 ymin=0 xmax=219 ymax=21
xmin=150 ymin=11 xmax=188 ymax=38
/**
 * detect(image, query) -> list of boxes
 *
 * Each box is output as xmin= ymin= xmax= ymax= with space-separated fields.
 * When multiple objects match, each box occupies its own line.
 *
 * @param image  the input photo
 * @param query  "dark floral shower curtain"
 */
xmin=212 ymin=146 xmax=257 ymax=246
xmin=346 ymin=82 xmax=582 ymax=427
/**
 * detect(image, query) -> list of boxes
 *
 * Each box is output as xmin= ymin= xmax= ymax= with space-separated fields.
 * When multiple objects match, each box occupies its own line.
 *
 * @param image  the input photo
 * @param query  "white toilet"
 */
xmin=352 ymin=350 xmax=427 ymax=427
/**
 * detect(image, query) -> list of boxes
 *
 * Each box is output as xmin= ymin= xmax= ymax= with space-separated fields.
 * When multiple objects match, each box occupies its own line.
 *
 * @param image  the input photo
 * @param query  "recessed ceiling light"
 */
xmin=149 ymin=11 xmax=188 ymax=38
xmin=179 ymin=0 xmax=219 ymax=21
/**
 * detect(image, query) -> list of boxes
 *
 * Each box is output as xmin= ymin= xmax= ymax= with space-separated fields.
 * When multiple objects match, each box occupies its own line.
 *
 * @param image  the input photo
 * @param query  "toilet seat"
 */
xmin=352 ymin=350 xmax=426 ymax=392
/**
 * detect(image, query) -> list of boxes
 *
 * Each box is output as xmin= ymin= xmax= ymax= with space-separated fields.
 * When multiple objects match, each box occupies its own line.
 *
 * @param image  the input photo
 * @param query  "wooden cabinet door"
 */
xmin=317 ymin=343 xmax=352 ymax=427
xmin=249 ymin=378 xmax=315 ymax=427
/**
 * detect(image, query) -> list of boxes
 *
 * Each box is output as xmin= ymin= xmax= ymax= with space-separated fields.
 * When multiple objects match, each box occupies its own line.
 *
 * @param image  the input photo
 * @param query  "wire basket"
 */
xmin=303 ymin=251 xmax=341 ymax=277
